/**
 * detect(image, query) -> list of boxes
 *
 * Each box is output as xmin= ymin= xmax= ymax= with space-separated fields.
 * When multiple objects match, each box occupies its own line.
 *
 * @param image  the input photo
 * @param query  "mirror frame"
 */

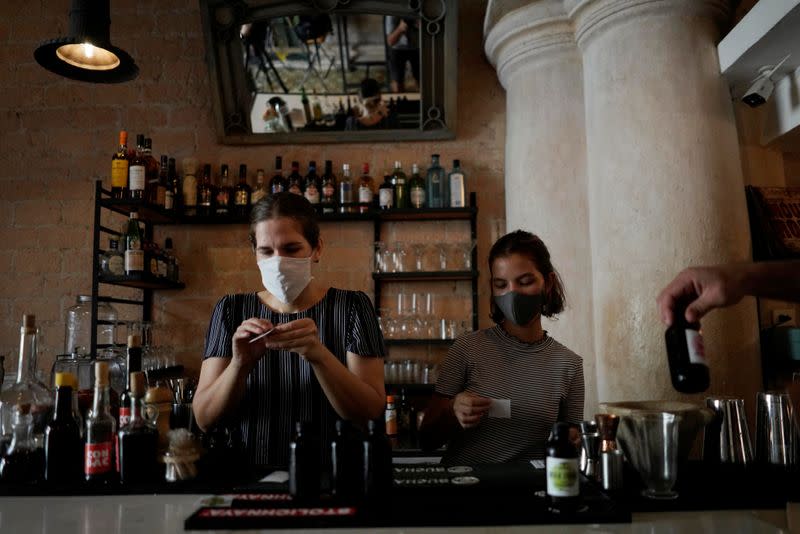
xmin=199 ymin=0 xmax=458 ymax=145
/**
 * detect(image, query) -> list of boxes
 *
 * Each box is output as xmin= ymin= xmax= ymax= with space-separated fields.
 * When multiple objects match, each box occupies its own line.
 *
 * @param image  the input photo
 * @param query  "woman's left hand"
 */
xmin=261 ymin=318 xmax=324 ymax=361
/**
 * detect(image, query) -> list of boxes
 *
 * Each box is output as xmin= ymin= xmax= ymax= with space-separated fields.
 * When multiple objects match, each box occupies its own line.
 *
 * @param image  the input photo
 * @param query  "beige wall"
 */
xmin=0 ymin=0 xmax=506 ymax=377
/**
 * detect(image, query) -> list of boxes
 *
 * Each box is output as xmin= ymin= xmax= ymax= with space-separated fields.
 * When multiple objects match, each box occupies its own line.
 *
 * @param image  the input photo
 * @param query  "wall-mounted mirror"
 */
xmin=200 ymin=0 xmax=458 ymax=145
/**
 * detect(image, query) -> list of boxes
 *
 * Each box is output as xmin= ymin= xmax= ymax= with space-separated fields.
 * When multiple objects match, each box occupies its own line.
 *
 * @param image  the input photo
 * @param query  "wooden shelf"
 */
xmin=373 ymin=271 xmax=477 ymax=282
xmin=99 ymin=274 xmax=185 ymax=290
xmin=99 ymin=198 xmax=179 ymax=224
xmin=385 ymin=339 xmax=452 ymax=346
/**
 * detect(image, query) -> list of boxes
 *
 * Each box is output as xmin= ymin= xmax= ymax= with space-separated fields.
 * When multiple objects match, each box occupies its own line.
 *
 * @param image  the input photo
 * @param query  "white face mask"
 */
xmin=257 ymin=255 xmax=313 ymax=304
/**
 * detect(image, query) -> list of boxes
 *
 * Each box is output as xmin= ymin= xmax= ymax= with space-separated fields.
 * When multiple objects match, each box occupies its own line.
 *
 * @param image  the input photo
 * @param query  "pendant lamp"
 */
xmin=34 ymin=0 xmax=138 ymax=83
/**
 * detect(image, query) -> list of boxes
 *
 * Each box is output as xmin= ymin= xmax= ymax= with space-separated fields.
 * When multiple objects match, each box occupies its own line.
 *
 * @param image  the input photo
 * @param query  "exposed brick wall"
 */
xmin=0 ymin=0 xmax=506 ymax=378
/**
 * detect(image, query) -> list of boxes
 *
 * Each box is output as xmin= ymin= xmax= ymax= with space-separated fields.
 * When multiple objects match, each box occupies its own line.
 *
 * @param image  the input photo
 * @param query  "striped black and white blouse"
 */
xmin=435 ymin=325 xmax=584 ymax=464
xmin=203 ymin=288 xmax=385 ymax=467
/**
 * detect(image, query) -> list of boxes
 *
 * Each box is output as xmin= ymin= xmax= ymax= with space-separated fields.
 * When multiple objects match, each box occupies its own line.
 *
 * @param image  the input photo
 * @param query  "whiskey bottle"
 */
xmin=143 ymin=138 xmax=159 ymax=205
xmin=269 ymin=156 xmax=287 ymax=194
xmin=320 ymin=160 xmax=337 ymax=214
xmin=156 ymin=155 xmax=169 ymax=208
xmin=358 ymin=163 xmax=374 ymax=213
xmin=111 ymin=130 xmax=129 ymax=199
xmin=118 ymin=371 xmax=158 ymax=485
xmin=303 ymin=161 xmax=320 ymax=205
xmin=181 ymin=158 xmax=197 ymax=216
xmin=167 ymin=157 xmax=180 ymax=212
xmin=252 ymin=169 xmax=268 ymax=204
xmin=128 ymin=134 xmax=147 ymax=200
xmin=339 ymin=163 xmax=354 ymax=213
xmin=214 ymin=164 xmax=231 ymax=216
xmin=124 ymin=212 xmax=144 ymax=276
xmin=197 ymin=164 xmax=214 ymax=217
xmin=84 ymin=361 xmax=116 ymax=484
xmin=408 ymin=163 xmax=426 ymax=209
xmin=666 ymin=303 xmax=709 ymax=393
xmin=391 ymin=161 xmax=408 ymax=209
xmin=118 ymin=335 xmax=142 ymax=430
xmin=448 ymin=159 xmax=466 ymax=208
xmin=425 ymin=154 xmax=446 ymax=209
xmin=44 ymin=376 xmax=82 ymax=483
xmin=288 ymin=161 xmax=304 ymax=195
xmin=379 ymin=175 xmax=394 ymax=210
xmin=234 ymin=163 xmax=252 ymax=217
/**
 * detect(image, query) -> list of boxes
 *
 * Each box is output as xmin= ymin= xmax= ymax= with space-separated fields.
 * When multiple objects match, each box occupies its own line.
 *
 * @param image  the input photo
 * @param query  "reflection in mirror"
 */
xmin=241 ymin=14 xmax=422 ymax=134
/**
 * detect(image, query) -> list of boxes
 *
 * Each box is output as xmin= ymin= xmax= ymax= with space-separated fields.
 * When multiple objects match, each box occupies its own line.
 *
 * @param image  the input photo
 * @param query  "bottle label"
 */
xmin=305 ymin=186 xmax=320 ymax=204
xmin=164 ymin=190 xmax=174 ymax=210
xmin=359 ymin=186 xmax=373 ymax=203
xmin=340 ymin=183 xmax=353 ymax=203
xmin=235 ymin=190 xmax=249 ymax=206
xmin=111 ymin=160 xmax=128 ymax=188
xmin=129 ymin=165 xmax=146 ymax=191
xmin=410 ymin=186 xmax=425 ymax=208
xmin=323 ymin=184 xmax=335 ymax=200
xmin=108 ymin=255 xmax=124 ymax=275
xmin=385 ymin=408 xmax=398 ymax=436
xmin=685 ymin=329 xmax=707 ymax=366
xmin=149 ymin=257 xmax=158 ymax=275
xmin=450 ymin=174 xmax=465 ymax=208
xmin=546 ymin=457 xmax=579 ymax=497
xmin=289 ymin=184 xmax=302 ymax=195
xmin=183 ymin=178 xmax=197 ymax=207
xmin=125 ymin=249 xmax=144 ymax=273
xmin=119 ymin=407 xmax=131 ymax=428
xmin=379 ymin=188 xmax=393 ymax=208
xmin=271 ymin=184 xmax=284 ymax=194
xmin=85 ymin=441 xmax=113 ymax=475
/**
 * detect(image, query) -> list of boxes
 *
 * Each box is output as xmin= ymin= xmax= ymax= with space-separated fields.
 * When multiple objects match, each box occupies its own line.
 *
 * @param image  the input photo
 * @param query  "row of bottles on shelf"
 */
xmin=100 ymin=212 xmax=180 ymax=282
xmin=108 ymin=130 xmax=469 ymax=215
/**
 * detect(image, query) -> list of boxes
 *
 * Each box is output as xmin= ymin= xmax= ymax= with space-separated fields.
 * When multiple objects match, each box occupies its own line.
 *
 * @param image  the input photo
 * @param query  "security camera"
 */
xmin=741 ymin=54 xmax=790 ymax=108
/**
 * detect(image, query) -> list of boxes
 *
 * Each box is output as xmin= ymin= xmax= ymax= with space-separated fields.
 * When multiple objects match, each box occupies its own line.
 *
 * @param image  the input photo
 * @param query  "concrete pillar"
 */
xmin=485 ymin=0 xmax=596 ymax=416
xmin=571 ymin=0 xmax=761 ymax=403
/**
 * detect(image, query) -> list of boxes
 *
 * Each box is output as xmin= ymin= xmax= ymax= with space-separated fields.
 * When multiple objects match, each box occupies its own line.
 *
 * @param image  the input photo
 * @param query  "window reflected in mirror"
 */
xmin=240 ymin=14 xmax=422 ymax=134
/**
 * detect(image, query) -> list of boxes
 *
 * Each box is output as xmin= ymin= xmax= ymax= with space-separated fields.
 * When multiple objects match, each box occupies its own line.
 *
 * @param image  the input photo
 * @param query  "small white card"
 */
xmin=260 ymin=470 xmax=289 ymax=483
xmin=488 ymin=398 xmax=511 ymax=418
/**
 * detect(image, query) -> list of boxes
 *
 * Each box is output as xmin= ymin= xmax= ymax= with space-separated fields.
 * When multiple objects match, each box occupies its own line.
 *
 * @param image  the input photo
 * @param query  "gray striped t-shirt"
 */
xmin=435 ymin=325 xmax=584 ymax=464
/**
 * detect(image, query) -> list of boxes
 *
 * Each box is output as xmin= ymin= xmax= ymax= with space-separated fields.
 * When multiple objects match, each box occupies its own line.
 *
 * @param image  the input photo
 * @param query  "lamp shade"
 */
xmin=34 ymin=0 xmax=138 ymax=83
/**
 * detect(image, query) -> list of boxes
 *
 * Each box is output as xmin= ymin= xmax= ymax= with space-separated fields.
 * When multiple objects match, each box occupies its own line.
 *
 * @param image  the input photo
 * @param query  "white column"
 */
xmin=485 ymin=0 xmax=596 ymax=416
xmin=571 ymin=0 xmax=761 ymax=403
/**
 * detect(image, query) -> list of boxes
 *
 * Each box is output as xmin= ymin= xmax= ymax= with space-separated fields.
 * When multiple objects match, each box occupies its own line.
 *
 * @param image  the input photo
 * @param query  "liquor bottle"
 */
xmin=100 ymin=239 xmax=124 ymax=276
xmin=0 ymin=315 xmax=53 ymax=451
xmin=164 ymin=237 xmax=178 ymax=282
xmin=378 ymin=175 xmax=394 ymax=210
xmin=118 ymin=335 xmax=142 ymax=430
xmin=289 ymin=421 xmax=320 ymax=499
xmin=339 ymin=163 xmax=354 ymax=213
xmin=311 ymin=92 xmax=323 ymax=123
xmin=384 ymin=395 xmax=398 ymax=437
xmin=362 ymin=419 xmax=392 ymax=498
xmin=84 ymin=361 xmax=116 ymax=484
xmin=397 ymin=388 xmax=416 ymax=446
xmin=320 ymin=160 xmax=337 ymax=214
xmin=408 ymin=163 xmax=426 ymax=209
xmin=111 ymin=130 xmax=129 ymax=199
xmin=301 ymin=87 xmax=312 ymax=126
xmin=303 ymin=161 xmax=321 ymax=205
xmin=234 ymin=163 xmax=252 ymax=217
xmin=269 ymin=156 xmax=287 ymax=194
xmin=118 ymin=371 xmax=159 ymax=485
xmin=665 ymin=303 xmax=709 ymax=393
xmin=288 ymin=161 xmax=304 ymax=195
xmin=44 ymin=375 xmax=82 ymax=483
xmin=448 ymin=159 xmax=466 ymax=208
xmin=252 ymin=169 xmax=268 ymax=205
xmin=167 ymin=157 xmax=180 ymax=212
xmin=61 ymin=372 xmax=83 ymax=439
xmin=425 ymin=154 xmax=447 ymax=208
xmin=391 ymin=161 xmax=408 ymax=209
xmin=156 ymin=155 xmax=169 ymax=208
xmin=124 ymin=212 xmax=144 ymax=276
xmin=198 ymin=163 xmax=214 ymax=217
xmin=182 ymin=158 xmax=198 ymax=216
xmin=128 ymin=134 xmax=147 ymax=200
xmin=143 ymin=138 xmax=159 ymax=205
xmin=546 ymin=422 xmax=580 ymax=512
xmin=358 ymin=163 xmax=374 ymax=213
xmin=0 ymin=403 xmax=44 ymax=483
xmin=330 ymin=419 xmax=361 ymax=497
xmin=214 ymin=164 xmax=231 ymax=217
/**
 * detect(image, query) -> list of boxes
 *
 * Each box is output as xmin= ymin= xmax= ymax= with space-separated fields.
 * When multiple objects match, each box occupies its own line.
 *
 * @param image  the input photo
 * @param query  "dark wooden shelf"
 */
xmin=99 ymin=198 xmax=179 ymax=224
xmin=99 ymin=274 xmax=185 ymax=290
xmin=373 ymin=271 xmax=477 ymax=282
xmin=378 ymin=206 xmax=476 ymax=221
xmin=385 ymin=339 xmax=453 ymax=346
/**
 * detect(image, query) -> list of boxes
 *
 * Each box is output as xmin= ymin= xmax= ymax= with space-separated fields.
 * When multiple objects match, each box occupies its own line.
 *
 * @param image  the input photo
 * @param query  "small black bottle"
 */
xmin=362 ymin=419 xmax=392 ymax=498
xmin=545 ymin=422 xmax=580 ymax=513
xmin=289 ymin=421 xmax=320 ymax=499
xmin=665 ymin=304 xmax=709 ymax=393
xmin=118 ymin=371 xmax=159 ymax=485
xmin=330 ymin=420 xmax=362 ymax=498
xmin=44 ymin=381 xmax=82 ymax=483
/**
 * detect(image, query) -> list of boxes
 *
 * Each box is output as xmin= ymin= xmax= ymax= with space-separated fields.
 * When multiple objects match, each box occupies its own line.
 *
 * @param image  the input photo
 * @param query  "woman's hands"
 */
xmin=235 ymin=317 xmax=325 ymax=367
xmin=452 ymin=391 xmax=492 ymax=429
xmin=232 ymin=318 xmax=275 ymax=370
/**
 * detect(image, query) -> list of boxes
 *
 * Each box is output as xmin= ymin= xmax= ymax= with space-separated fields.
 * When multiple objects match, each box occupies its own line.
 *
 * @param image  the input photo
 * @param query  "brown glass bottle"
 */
xmin=215 ymin=164 xmax=232 ymax=216
xmin=143 ymin=138 xmax=159 ymax=205
xmin=665 ymin=304 xmax=709 ymax=393
xmin=269 ymin=156 xmax=287 ymax=194
xmin=111 ymin=130 xmax=129 ymax=199
xmin=303 ymin=161 xmax=320 ymax=205
xmin=128 ymin=134 xmax=146 ymax=200
xmin=44 ymin=379 xmax=82 ymax=483
xmin=84 ymin=361 xmax=116 ymax=484
xmin=234 ymin=163 xmax=251 ymax=217
xmin=320 ymin=160 xmax=337 ymax=213
xmin=118 ymin=372 xmax=159 ymax=485
xmin=358 ymin=163 xmax=374 ymax=213
xmin=118 ymin=335 xmax=142 ymax=429
xmin=287 ymin=161 xmax=304 ymax=195
xmin=198 ymin=164 xmax=214 ymax=217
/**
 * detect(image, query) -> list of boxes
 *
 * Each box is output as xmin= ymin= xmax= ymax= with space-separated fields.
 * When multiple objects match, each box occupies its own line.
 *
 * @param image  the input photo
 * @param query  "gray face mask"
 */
xmin=493 ymin=291 xmax=544 ymax=326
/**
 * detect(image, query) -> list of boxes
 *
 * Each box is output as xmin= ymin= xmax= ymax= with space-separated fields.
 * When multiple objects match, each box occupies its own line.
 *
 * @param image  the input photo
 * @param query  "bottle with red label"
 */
xmin=85 ymin=361 xmax=116 ymax=483
xmin=665 ymin=301 xmax=709 ymax=394
xmin=320 ymin=160 xmax=337 ymax=214
xmin=118 ymin=334 xmax=142 ymax=430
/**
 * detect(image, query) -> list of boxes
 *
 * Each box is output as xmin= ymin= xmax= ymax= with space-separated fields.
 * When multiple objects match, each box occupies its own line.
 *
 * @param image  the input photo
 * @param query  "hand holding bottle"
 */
xmin=657 ymin=265 xmax=746 ymax=325
xmin=451 ymin=391 xmax=491 ymax=429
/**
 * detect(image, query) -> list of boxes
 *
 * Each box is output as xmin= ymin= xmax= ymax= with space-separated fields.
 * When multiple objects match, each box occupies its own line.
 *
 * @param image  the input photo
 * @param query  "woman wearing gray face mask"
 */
xmin=420 ymin=230 xmax=584 ymax=464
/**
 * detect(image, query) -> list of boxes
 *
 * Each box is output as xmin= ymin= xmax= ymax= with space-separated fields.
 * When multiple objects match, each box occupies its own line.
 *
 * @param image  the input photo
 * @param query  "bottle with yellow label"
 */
xmin=111 ymin=130 xmax=129 ymax=199
xmin=546 ymin=422 xmax=580 ymax=513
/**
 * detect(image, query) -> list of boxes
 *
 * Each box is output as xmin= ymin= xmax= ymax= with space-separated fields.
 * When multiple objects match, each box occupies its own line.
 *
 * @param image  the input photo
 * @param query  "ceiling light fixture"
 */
xmin=34 ymin=0 xmax=138 ymax=83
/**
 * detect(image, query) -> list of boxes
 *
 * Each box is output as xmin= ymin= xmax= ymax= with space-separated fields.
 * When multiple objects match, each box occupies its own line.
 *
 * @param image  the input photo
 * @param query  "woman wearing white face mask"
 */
xmin=193 ymin=193 xmax=386 ymax=467
xmin=419 ymin=230 xmax=584 ymax=464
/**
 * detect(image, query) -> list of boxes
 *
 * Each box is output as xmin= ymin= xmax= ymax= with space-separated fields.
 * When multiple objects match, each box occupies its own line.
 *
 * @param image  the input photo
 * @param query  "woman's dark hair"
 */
xmin=488 ymin=230 xmax=566 ymax=323
xmin=248 ymin=192 xmax=320 ymax=249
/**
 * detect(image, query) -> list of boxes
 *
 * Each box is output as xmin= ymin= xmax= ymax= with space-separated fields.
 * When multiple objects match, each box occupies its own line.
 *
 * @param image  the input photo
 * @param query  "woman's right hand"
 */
xmin=231 ymin=318 xmax=274 ymax=371
xmin=452 ymin=391 xmax=492 ymax=429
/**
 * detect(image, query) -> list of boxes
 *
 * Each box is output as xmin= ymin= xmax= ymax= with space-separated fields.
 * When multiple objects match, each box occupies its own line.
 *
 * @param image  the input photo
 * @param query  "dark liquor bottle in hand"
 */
xmin=44 ymin=375 xmax=82 ymax=483
xmin=84 ymin=361 xmax=116 ymax=484
xmin=665 ymin=304 xmax=709 ymax=393
xmin=118 ymin=371 xmax=159 ymax=485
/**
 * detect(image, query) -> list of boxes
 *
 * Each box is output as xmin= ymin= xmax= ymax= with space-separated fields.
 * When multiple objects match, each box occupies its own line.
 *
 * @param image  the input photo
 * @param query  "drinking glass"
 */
xmin=436 ymin=243 xmax=449 ymax=270
xmin=411 ymin=243 xmax=427 ymax=271
xmin=619 ymin=412 xmax=681 ymax=500
xmin=456 ymin=240 xmax=477 ymax=270
xmin=392 ymin=242 xmax=408 ymax=273
xmin=374 ymin=242 xmax=387 ymax=272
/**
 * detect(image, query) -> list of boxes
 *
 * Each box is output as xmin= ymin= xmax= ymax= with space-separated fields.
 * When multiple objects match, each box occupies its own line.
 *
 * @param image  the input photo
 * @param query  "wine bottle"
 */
xmin=665 ymin=303 xmax=709 ymax=393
